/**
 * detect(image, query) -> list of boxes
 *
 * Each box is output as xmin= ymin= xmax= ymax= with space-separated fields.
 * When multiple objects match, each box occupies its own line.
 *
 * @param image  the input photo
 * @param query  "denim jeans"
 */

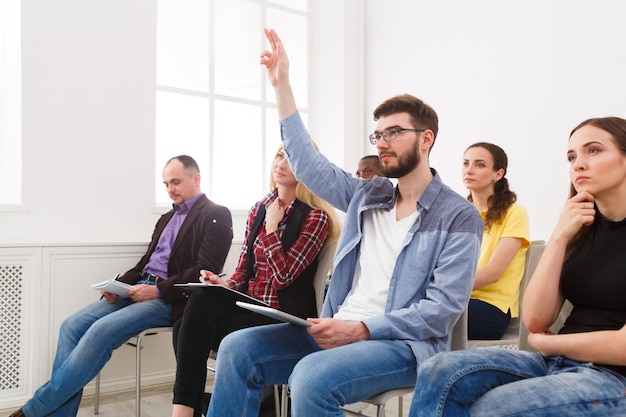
xmin=410 ymin=348 xmax=626 ymax=417
xmin=207 ymin=323 xmax=418 ymax=417
xmin=467 ymin=298 xmax=511 ymax=340
xmin=22 ymin=296 xmax=172 ymax=417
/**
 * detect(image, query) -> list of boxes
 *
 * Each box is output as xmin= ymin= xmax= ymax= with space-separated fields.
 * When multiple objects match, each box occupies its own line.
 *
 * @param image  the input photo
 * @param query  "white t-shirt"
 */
xmin=334 ymin=205 xmax=418 ymax=321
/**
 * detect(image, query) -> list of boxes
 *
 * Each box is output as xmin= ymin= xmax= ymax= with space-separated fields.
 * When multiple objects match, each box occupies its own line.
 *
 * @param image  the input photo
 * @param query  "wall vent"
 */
xmin=0 ymin=264 xmax=23 ymax=391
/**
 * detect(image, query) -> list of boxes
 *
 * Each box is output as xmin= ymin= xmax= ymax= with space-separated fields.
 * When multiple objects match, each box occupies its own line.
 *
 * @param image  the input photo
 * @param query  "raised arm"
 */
xmin=261 ymin=28 xmax=297 ymax=120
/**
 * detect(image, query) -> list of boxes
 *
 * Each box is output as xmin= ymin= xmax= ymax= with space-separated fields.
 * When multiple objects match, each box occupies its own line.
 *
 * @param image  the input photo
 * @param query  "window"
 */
xmin=0 ymin=0 xmax=22 ymax=206
xmin=156 ymin=0 xmax=309 ymax=209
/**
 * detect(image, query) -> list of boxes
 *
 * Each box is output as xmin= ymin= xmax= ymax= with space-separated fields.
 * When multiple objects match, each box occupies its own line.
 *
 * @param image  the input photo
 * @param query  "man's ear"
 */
xmin=421 ymin=130 xmax=435 ymax=151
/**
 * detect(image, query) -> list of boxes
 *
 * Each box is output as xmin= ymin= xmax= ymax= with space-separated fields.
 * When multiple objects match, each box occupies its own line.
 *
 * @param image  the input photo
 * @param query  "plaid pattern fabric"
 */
xmin=227 ymin=190 xmax=329 ymax=308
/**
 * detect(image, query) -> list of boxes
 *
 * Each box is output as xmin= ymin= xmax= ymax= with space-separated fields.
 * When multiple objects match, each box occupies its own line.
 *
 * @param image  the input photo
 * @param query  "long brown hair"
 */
xmin=565 ymin=117 xmax=626 ymax=259
xmin=465 ymin=142 xmax=517 ymax=231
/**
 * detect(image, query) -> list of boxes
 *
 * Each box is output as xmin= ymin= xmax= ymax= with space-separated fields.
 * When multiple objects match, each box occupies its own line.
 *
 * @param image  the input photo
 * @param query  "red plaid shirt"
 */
xmin=227 ymin=190 xmax=329 ymax=308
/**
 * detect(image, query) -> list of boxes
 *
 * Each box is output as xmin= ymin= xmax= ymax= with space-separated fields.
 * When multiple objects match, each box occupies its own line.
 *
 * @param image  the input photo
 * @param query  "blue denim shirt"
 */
xmin=281 ymin=112 xmax=483 ymax=362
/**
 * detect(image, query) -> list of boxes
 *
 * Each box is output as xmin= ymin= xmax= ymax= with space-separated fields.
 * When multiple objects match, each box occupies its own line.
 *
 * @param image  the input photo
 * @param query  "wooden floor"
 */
xmin=1 ymin=378 xmax=411 ymax=417
xmin=73 ymin=385 xmax=410 ymax=417
xmin=74 ymin=385 xmax=410 ymax=417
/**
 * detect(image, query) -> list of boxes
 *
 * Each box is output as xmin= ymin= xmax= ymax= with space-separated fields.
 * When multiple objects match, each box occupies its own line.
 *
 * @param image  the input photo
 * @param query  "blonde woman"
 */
xmin=171 ymin=146 xmax=340 ymax=417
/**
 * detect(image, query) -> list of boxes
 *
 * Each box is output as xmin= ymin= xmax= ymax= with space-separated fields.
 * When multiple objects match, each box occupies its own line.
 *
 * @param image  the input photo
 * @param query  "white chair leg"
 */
xmin=135 ymin=334 xmax=143 ymax=417
xmin=280 ymin=384 xmax=289 ymax=417
xmin=94 ymin=372 xmax=100 ymax=414
xmin=273 ymin=385 xmax=281 ymax=417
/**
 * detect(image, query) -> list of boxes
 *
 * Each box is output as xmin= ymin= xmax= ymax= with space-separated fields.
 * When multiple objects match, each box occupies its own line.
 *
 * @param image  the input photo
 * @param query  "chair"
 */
xmin=94 ymin=326 xmax=173 ymax=416
xmin=519 ymin=300 xmax=573 ymax=352
xmin=312 ymin=241 xmax=337 ymax=315
xmin=468 ymin=240 xmax=546 ymax=349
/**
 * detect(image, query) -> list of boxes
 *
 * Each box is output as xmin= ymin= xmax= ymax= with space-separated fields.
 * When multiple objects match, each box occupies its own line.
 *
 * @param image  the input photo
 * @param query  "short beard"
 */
xmin=381 ymin=140 xmax=420 ymax=178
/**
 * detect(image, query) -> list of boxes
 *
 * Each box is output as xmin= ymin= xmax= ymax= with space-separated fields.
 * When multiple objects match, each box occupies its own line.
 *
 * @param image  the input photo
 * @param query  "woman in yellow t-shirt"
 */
xmin=462 ymin=142 xmax=530 ymax=339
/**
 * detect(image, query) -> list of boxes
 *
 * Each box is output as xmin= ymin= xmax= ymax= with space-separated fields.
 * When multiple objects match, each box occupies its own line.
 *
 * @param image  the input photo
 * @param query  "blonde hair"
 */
xmin=269 ymin=145 xmax=341 ymax=247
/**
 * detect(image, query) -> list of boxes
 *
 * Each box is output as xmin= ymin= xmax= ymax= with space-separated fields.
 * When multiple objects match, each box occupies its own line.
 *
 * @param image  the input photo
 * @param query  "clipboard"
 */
xmin=235 ymin=301 xmax=312 ymax=327
xmin=174 ymin=283 xmax=269 ymax=307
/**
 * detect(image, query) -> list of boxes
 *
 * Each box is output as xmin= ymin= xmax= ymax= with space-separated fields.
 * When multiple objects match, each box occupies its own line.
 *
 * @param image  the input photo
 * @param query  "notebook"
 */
xmin=174 ymin=283 xmax=269 ymax=307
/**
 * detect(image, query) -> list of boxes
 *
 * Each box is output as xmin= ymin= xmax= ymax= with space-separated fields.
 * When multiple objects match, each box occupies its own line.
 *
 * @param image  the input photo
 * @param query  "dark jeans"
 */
xmin=467 ymin=298 xmax=511 ymax=340
xmin=172 ymin=290 xmax=276 ymax=417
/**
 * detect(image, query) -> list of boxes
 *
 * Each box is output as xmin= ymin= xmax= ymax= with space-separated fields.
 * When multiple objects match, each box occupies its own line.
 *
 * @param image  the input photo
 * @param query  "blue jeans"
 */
xmin=207 ymin=323 xmax=418 ymax=417
xmin=410 ymin=348 xmax=626 ymax=417
xmin=467 ymin=298 xmax=511 ymax=340
xmin=22 ymin=296 xmax=172 ymax=417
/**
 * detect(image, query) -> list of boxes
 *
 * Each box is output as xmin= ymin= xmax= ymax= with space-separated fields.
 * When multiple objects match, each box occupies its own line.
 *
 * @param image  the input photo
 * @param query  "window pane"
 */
xmin=265 ymin=9 xmax=308 ymax=106
xmin=212 ymin=100 xmax=262 ymax=209
xmin=157 ymin=0 xmax=210 ymax=91
xmin=214 ymin=0 xmax=261 ymax=100
xmin=155 ymin=91 xmax=210 ymax=204
xmin=0 ymin=0 xmax=21 ymax=205
xmin=269 ymin=0 xmax=307 ymax=12
xmin=155 ymin=1 xmax=308 ymax=209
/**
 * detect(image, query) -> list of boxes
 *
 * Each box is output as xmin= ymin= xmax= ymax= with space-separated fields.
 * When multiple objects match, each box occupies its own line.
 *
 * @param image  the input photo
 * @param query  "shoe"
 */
xmin=9 ymin=409 xmax=25 ymax=417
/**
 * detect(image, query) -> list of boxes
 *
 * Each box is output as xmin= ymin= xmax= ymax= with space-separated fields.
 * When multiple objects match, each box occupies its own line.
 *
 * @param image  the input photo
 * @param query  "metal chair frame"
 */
xmin=94 ymin=326 xmax=172 ymax=416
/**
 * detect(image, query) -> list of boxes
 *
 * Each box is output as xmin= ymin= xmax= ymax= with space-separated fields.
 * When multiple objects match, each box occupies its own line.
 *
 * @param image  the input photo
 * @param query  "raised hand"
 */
xmin=553 ymin=191 xmax=596 ymax=243
xmin=260 ymin=28 xmax=290 ymax=87
xmin=265 ymin=199 xmax=285 ymax=234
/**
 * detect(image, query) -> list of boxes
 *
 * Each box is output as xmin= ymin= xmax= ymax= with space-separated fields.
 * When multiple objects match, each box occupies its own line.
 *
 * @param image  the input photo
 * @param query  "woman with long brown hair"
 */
xmin=411 ymin=117 xmax=626 ymax=417
xmin=462 ymin=142 xmax=530 ymax=340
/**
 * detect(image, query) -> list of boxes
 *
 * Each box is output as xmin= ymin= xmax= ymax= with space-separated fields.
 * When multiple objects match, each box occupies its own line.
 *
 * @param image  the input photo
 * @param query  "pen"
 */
xmin=203 ymin=272 xmax=227 ymax=282
xmin=100 ymin=273 xmax=121 ymax=300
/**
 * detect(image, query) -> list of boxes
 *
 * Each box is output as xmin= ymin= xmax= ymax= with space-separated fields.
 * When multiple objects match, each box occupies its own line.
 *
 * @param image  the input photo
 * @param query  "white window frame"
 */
xmin=155 ymin=0 xmax=309 ymax=212
xmin=0 ymin=0 xmax=23 ymax=210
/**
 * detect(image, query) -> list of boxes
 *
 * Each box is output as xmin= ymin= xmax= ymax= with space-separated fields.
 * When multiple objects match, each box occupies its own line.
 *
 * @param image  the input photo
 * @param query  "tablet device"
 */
xmin=174 ymin=283 xmax=269 ymax=307
xmin=235 ymin=301 xmax=312 ymax=327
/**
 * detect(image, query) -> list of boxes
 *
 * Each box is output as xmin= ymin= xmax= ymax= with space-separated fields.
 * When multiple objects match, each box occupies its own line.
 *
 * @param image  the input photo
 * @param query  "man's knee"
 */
xmin=217 ymin=328 xmax=253 ymax=361
xmin=289 ymin=354 xmax=326 ymax=394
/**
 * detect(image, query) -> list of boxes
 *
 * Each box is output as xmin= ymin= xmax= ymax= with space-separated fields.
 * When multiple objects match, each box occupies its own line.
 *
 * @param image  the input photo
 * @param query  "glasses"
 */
xmin=368 ymin=128 xmax=425 ymax=145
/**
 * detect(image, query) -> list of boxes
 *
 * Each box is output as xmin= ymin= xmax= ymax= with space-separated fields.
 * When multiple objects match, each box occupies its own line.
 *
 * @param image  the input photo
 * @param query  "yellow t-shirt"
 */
xmin=471 ymin=203 xmax=530 ymax=317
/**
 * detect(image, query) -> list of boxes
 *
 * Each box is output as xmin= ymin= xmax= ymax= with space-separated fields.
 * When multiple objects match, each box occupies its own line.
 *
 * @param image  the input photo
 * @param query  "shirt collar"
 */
xmin=173 ymin=193 xmax=202 ymax=214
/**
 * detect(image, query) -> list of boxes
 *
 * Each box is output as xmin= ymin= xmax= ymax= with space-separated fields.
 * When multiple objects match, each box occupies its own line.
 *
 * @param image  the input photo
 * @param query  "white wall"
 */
xmin=362 ymin=0 xmax=626 ymax=241
xmin=2 ymin=0 xmax=361 ymax=245
xmin=0 ymin=0 xmax=160 ymax=244
xmin=6 ymin=1 xmax=626 ymax=249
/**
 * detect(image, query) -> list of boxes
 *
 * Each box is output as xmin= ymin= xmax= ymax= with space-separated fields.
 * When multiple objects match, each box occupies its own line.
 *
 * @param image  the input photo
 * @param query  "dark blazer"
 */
xmin=119 ymin=194 xmax=233 ymax=322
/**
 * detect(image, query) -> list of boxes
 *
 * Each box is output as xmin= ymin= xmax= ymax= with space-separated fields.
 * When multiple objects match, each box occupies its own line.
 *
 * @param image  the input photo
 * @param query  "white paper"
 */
xmin=91 ymin=279 xmax=133 ymax=297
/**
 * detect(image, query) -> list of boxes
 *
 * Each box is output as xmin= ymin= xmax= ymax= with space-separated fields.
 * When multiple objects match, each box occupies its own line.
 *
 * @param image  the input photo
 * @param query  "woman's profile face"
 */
xmin=568 ymin=124 xmax=626 ymax=199
xmin=462 ymin=146 xmax=503 ymax=193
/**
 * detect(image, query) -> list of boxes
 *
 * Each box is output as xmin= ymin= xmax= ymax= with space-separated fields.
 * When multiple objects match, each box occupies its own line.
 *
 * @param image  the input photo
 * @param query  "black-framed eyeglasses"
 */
xmin=368 ymin=128 xmax=425 ymax=145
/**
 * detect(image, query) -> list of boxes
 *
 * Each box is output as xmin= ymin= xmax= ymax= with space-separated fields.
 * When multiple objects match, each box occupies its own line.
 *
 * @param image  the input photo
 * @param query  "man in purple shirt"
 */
xmin=12 ymin=155 xmax=233 ymax=417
